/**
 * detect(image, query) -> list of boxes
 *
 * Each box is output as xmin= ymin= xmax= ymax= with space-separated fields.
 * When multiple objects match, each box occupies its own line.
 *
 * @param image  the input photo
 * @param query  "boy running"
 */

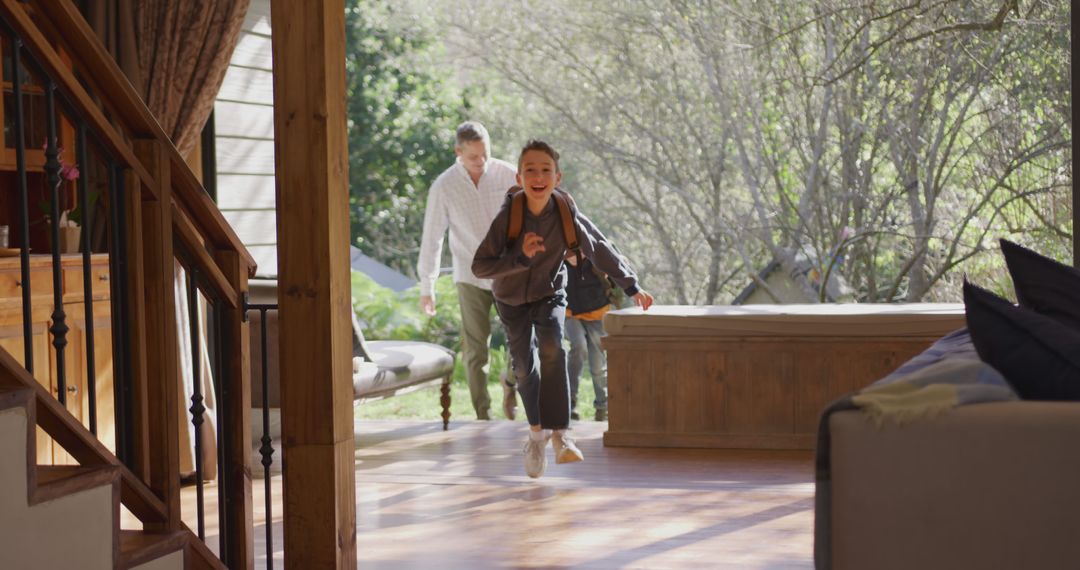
xmin=472 ymin=140 xmax=653 ymax=478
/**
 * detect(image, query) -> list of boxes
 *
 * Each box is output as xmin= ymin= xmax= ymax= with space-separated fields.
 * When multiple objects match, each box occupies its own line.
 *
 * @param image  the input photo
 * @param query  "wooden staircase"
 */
xmin=0 ymin=385 xmax=190 ymax=569
xmin=0 ymin=0 xmax=255 ymax=567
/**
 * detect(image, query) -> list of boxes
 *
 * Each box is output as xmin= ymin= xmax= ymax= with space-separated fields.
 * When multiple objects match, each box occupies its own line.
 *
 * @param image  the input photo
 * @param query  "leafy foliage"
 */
xmin=350 ymin=271 xmax=510 ymax=410
xmin=436 ymin=0 xmax=1072 ymax=303
xmin=344 ymin=0 xmax=465 ymax=277
xmin=351 ymin=271 xmax=506 ymax=351
xmin=351 ymin=271 xmax=461 ymax=349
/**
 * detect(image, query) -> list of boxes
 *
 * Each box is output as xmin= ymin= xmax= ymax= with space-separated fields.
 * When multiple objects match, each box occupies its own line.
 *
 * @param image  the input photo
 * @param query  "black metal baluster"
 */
xmin=258 ymin=306 xmax=275 ymax=570
xmin=43 ymin=81 xmax=69 ymax=405
xmin=187 ymin=267 xmax=206 ymax=540
xmin=209 ymin=295 xmax=229 ymax=563
xmin=107 ymin=160 xmax=133 ymax=467
xmin=10 ymin=35 xmax=34 ymax=374
xmin=76 ymin=123 xmax=98 ymax=434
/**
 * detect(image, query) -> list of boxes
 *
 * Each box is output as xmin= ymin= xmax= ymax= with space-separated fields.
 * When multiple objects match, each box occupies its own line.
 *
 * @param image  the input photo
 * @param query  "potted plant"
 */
xmin=37 ymin=147 xmax=85 ymax=253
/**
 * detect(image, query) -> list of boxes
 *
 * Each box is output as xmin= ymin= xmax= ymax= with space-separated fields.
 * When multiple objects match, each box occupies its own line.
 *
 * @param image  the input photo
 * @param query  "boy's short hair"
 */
xmin=455 ymin=121 xmax=490 ymax=148
xmin=518 ymin=139 xmax=561 ymax=172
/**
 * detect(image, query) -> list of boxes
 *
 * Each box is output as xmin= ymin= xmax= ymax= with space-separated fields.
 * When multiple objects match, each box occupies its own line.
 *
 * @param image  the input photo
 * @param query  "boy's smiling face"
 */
xmin=517 ymin=149 xmax=562 ymax=210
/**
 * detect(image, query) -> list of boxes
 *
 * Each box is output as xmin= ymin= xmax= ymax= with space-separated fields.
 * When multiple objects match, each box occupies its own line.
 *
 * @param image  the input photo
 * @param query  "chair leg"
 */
xmin=440 ymin=376 xmax=451 ymax=431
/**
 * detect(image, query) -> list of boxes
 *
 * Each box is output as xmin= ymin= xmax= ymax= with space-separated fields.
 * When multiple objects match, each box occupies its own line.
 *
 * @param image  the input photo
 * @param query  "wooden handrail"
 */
xmin=172 ymin=201 xmax=241 ymax=310
xmin=0 ymin=347 xmax=168 ymax=525
xmin=6 ymin=0 xmax=257 ymax=275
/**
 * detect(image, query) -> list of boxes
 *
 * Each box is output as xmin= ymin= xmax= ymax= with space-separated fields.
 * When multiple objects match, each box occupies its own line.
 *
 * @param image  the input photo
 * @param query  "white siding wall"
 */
xmin=215 ymin=0 xmax=278 ymax=276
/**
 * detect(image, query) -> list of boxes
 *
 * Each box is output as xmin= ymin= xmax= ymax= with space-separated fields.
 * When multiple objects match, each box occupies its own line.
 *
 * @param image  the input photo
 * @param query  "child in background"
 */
xmin=472 ymin=140 xmax=653 ymax=478
xmin=564 ymin=254 xmax=614 ymax=421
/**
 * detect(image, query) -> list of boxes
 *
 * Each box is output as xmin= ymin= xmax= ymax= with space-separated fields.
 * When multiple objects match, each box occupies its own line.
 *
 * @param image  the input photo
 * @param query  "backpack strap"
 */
xmin=552 ymin=189 xmax=579 ymax=252
xmin=505 ymin=186 xmax=580 ymax=255
xmin=552 ymin=189 xmax=584 ymax=272
xmin=506 ymin=186 xmax=525 ymax=242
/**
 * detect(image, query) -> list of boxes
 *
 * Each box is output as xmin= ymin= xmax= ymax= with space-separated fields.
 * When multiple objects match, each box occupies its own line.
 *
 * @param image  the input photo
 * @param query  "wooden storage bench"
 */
xmin=601 ymin=304 xmax=965 ymax=450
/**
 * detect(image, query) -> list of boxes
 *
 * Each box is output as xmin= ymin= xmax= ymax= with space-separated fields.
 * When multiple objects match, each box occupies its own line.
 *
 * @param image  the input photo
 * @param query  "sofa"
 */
xmin=247 ymin=280 xmax=455 ymax=435
xmin=817 ymin=240 xmax=1080 ymax=569
xmin=824 ymin=401 xmax=1080 ymax=569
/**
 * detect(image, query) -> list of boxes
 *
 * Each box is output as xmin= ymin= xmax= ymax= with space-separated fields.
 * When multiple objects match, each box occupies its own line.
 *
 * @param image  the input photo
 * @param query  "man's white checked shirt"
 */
xmin=417 ymin=158 xmax=518 ymax=296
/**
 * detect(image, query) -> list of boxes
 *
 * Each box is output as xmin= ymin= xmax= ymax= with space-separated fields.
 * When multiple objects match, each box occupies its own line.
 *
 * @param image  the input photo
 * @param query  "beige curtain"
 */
xmin=88 ymin=0 xmax=249 ymax=156
xmin=173 ymin=266 xmax=218 ymax=477
xmin=85 ymin=0 xmax=142 ymax=92
xmin=85 ymin=0 xmax=250 ymax=477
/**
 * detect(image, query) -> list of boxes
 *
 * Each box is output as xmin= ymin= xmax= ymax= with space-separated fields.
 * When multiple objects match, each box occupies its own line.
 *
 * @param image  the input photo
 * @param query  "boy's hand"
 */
xmin=633 ymin=290 xmax=654 ymax=311
xmin=522 ymin=232 xmax=546 ymax=258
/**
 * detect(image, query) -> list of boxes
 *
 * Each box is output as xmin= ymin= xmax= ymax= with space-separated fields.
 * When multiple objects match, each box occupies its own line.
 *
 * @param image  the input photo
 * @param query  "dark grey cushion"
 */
xmin=1000 ymin=239 xmax=1080 ymax=332
xmin=964 ymin=280 xmax=1080 ymax=401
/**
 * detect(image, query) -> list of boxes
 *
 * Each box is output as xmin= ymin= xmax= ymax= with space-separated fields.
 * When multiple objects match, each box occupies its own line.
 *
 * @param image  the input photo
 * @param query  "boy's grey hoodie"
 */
xmin=472 ymin=193 xmax=640 ymax=307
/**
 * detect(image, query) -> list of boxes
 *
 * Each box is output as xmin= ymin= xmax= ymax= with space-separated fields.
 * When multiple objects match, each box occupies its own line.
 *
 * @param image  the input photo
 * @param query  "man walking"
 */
xmin=417 ymin=121 xmax=518 ymax=420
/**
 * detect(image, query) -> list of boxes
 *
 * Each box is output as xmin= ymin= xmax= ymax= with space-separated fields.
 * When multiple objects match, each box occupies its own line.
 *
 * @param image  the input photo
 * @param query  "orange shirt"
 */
xmin=566 ymin=304 xmax=611 ymax=322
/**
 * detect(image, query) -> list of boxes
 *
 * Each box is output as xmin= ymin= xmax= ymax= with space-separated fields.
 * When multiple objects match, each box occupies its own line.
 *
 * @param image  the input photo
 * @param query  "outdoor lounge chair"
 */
xmin=248 ymin=280 xmax=456 ymax=434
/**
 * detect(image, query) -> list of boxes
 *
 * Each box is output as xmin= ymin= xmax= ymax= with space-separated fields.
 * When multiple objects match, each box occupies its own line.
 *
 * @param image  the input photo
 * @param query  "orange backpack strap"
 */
xmin=553 ymin=189 xmax=579 ymax=252
xmin=506 ymin=186 xmax=525 ymax=242
xmin=506 ymin=187 xmax=580 ymax=253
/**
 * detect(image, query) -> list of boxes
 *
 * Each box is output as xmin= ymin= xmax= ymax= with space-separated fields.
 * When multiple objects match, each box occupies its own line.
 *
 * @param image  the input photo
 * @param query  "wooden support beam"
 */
xmin=132 ymin=139 xmax=182 ymax=532
xmin=121 ymin=168 xmax=151 ymax=481
xmin=215 ymin=249 xmax=254 ymax=570
xmin=269 ymin=0 xmax=357 ymax=568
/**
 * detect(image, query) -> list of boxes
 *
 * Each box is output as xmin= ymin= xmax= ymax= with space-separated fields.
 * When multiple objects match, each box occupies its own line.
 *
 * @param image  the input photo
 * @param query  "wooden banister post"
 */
xmin=270 ymin=0 xmax=357 ymax=567
xmin=132 ymin=139 xmax=182 ymax=531
xmin=120 ymin=167 xmax=151 ymax=482
xmin=215 ymin=250 xmax=254 ymax=569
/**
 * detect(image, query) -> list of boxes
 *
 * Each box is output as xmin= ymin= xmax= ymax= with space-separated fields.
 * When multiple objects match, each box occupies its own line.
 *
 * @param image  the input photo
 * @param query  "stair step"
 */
xmin=119 ymin=530 xmax=189 ymax=569
xmin=32 ymin=464 xmax=120 ymax=506
xmin=0 ymin=386 xmax=33 ymax=412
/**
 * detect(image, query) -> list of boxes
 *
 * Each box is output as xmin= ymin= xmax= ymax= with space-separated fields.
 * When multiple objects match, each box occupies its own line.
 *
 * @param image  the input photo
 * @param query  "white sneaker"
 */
xmin=551 ymin=430 xmax=584 ymax=464
xmin=523 ymin=432 xmax=549 ymax=478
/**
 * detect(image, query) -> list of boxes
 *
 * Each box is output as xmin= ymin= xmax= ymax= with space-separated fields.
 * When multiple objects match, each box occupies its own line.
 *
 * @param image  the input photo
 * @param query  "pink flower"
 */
xmin=40 ymin=139 xmax=79 ymax=181
xmin=60 ymin=162 xmax=80 ymax=181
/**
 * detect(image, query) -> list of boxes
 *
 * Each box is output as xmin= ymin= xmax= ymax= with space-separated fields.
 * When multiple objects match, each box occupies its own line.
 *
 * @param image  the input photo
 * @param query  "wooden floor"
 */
xmin=172 ymin=420 xmax=815 ymax=569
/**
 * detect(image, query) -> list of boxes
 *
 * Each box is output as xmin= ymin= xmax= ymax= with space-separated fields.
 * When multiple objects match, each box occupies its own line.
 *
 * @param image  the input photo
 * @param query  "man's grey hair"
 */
xmin=455 ymin=121 xmax=490 ymax=149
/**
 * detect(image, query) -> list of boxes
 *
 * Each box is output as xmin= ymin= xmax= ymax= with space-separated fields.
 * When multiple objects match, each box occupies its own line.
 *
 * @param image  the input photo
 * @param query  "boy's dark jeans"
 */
xmin=496 ymin=296 xmax=570 ymax=429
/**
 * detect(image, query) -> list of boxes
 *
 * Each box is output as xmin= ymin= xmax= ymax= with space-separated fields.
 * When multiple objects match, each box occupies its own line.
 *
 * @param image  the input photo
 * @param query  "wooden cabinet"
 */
xmin=0 ymin=253 xmax=113 ymax=462
xmin=0 ymin=265 xmax=52 ymax=462
xmin=0 ymin=33 xmax=113 ymax=463
xmin=1 ymin=26 xmax=76 ymax=171
xmin=1 ymin=31 xmax=80 ymax=259
xmin=65 ymin=299 xmax=114 ymax=452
